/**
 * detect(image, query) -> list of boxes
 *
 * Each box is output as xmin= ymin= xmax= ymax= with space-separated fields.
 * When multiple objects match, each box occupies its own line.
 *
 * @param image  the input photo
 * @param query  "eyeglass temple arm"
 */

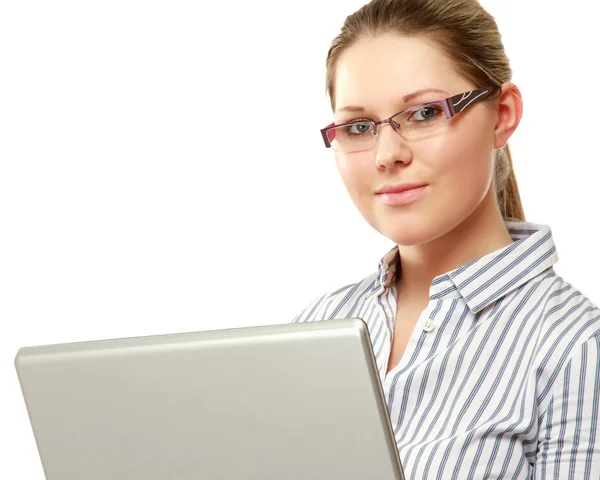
xmin=321 ymin=122 xmax=335 ymax=148
xmin=448 ymin=86 xmax=498 ymax=117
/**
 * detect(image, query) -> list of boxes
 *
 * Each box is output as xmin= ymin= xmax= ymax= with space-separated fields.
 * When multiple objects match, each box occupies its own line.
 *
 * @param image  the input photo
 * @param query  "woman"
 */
xmin=292 ymin=0 xmax=600 ymax=478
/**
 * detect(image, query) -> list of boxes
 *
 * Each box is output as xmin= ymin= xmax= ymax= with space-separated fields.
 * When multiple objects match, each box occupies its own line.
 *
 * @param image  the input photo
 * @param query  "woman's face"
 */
xmin=332 ymin=34 xmax=501 ymax=247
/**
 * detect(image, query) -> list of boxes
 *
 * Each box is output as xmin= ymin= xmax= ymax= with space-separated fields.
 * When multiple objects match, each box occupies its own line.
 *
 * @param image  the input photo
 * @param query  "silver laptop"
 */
xmin=15 ymin=318 xmax=404 ymax=479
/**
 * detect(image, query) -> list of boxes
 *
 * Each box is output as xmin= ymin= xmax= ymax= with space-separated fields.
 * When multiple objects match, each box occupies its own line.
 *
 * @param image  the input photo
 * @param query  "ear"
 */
xmin=494 ymin=82 xmax=523 ymax=149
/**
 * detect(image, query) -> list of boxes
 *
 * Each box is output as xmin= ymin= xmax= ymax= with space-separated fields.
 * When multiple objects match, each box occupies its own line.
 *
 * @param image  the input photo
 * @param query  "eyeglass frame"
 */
xmin=320 ymin=85 xmax=500 ymax=150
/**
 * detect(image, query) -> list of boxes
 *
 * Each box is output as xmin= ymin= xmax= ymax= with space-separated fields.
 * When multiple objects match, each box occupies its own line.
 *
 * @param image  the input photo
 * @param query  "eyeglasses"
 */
xmin=320 ymin=86 xmax=499 ymax=153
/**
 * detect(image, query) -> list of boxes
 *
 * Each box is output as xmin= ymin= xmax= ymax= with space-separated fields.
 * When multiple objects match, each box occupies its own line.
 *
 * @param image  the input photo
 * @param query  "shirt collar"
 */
xmin=370 ymin=220 xmax=559 ymax=313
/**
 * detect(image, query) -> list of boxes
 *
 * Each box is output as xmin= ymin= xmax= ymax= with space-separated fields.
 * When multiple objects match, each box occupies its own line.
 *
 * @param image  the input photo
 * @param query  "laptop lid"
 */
xmin=15 ymin=318 xmax=404 ymax=479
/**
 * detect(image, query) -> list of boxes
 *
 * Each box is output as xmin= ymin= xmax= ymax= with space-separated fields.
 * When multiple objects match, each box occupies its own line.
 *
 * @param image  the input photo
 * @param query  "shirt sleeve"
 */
xmin=291 ymin=294 xmax=326 ymax=323
xmin=534 ymin=334 xmax=600 ymax=479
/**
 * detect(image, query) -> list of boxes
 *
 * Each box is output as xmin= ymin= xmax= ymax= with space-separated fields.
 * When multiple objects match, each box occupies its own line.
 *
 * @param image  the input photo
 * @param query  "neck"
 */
xmin=396 ymin=189 xmax=514 ymax=296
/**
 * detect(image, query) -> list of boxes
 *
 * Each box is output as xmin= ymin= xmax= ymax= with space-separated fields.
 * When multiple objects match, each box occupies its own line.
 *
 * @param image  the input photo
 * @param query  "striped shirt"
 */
xmin=293 ymin=220 xmax=600 ymax=479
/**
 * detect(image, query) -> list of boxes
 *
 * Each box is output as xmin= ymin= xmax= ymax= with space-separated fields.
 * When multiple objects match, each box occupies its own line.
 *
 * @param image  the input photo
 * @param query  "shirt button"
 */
xmin=423 ymin=320 xmax=435 ymax=332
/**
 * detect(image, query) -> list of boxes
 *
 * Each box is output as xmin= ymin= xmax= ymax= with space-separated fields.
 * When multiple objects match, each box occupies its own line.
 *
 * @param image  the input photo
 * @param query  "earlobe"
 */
xmin=494 ymin=83 xmax=523 ymax=149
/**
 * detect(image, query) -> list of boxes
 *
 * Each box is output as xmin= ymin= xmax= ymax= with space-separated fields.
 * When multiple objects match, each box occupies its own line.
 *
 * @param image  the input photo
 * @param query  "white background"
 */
xmin=1 ymin=0 xmax=598 ymax=477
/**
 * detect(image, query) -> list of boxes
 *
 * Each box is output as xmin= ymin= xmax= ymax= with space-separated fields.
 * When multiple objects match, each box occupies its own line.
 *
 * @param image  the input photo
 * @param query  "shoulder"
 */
xmin=534 ymin=272 xmax=600 ymax=406
xmin=292 ymin=271 xmax=380 ymax=324
xmin=538 ymin=272 xmax=600 ymax=341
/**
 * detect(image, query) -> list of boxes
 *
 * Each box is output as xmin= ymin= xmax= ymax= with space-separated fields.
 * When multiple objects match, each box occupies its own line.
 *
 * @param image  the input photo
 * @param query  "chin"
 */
xmin=388 ymin=230 xmax=436 ymax=247
xmin=376 ymin=210 xmax=460 ymax=247
xmin=375 ymin=220 xmax=435 ymax=247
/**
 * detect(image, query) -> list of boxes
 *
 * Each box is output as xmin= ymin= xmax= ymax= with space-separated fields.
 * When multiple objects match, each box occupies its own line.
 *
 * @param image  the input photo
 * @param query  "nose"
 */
xmin=375 ymin=123 xmax=413 ymax=169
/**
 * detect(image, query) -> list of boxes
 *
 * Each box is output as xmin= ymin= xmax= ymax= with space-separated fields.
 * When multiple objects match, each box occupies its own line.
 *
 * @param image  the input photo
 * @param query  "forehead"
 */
xmin=334 ymin=34 xmax=468 ymax=112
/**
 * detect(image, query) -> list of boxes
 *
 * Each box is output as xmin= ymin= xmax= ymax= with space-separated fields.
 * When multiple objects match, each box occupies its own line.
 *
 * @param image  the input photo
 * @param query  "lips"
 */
xmin=376 ymin=183 xmax=428 ymax=194
xmin=375 ymin=184 xmax=428 ymax=207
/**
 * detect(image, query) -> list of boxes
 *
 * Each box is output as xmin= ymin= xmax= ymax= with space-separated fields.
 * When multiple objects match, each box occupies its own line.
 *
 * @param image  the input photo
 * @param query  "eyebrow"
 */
xmin=335 ymin=88 xmax=448 ymax=113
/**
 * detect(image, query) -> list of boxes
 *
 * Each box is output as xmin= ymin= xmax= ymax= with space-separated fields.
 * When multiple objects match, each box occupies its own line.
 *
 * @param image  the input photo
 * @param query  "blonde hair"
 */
xmin=325 ymin=0 xmax=525 ymax=221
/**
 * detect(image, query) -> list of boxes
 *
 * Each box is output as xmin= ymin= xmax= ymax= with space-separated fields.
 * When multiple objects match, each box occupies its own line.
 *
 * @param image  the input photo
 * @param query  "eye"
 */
xmin=409 ymin=105 xmax=443 ymax=122
xmin=341 ymin=121 xmax=374 ymax=136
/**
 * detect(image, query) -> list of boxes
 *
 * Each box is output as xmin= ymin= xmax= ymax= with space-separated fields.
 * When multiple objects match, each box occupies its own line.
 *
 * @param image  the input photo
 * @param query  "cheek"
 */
xmin=334 ymin=152 xmax=379 ymax=220
xmin=425 ymin=129 xmax=495 ymax=194
xmin=335 ymin=153 xmax=371 ymax=197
